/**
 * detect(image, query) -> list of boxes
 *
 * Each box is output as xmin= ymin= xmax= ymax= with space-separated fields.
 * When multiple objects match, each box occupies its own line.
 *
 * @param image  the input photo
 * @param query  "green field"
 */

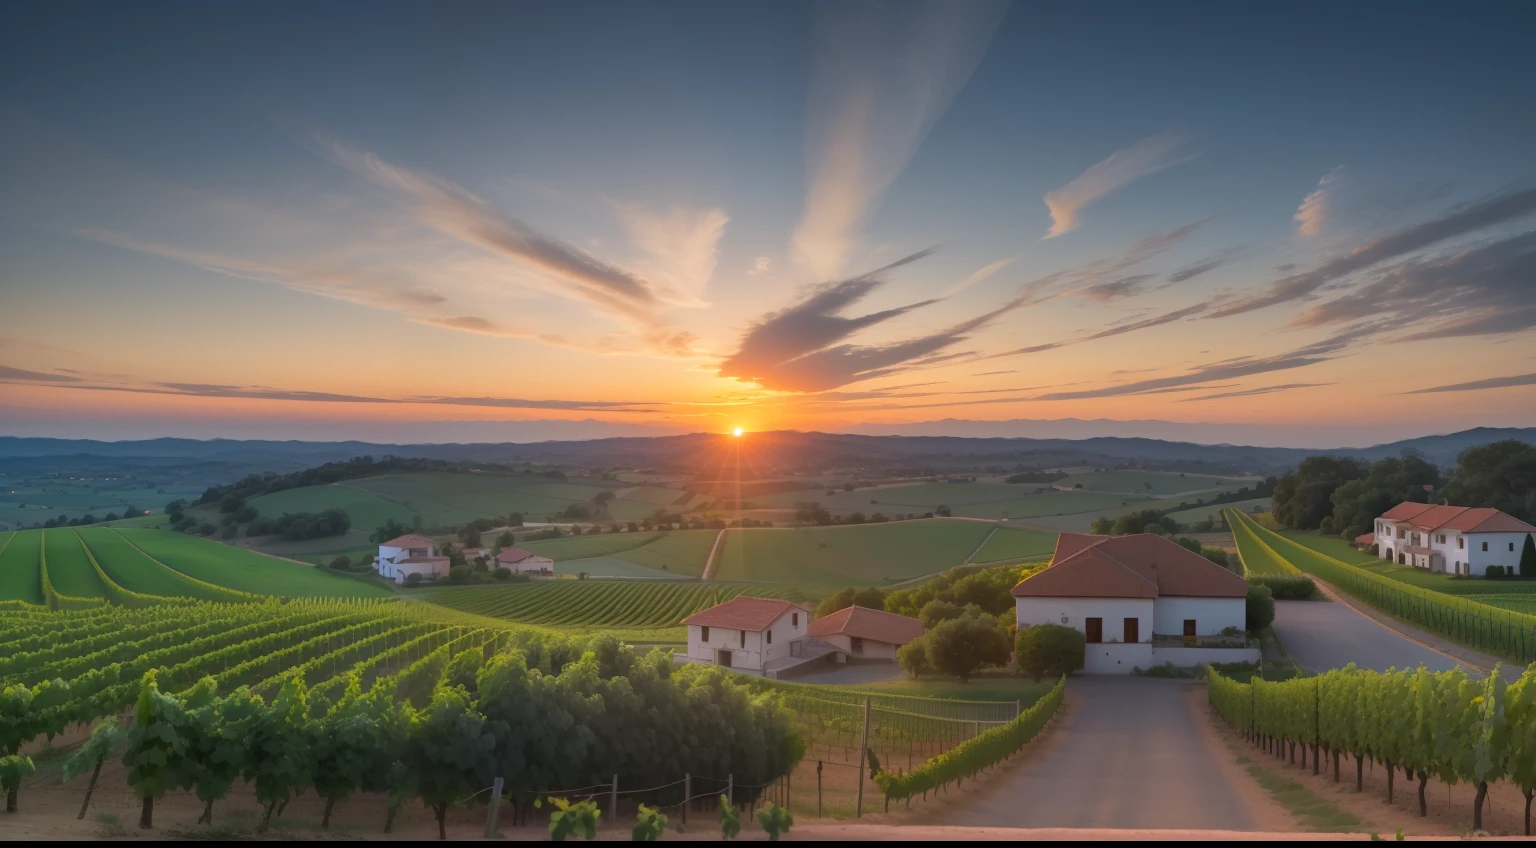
xmin=1166 ymin=498 xmax=1271 ymax=526
xmin=518 ymin=529 xmax=719 ymax=578
xmin=250 ymin=484 xmax=416 ymax=529
xmin=76 ymin=527 xmax=229 ymax=598
xmin=971 ymin=526 xmax=1056 ymax=563
xmin=1055 ymin=470 xmax=1254 ymax=496
xmin=118 ymin=529 xmax=391 ymax=598
xmin=41 ymin=529 xmax=107 ymax=598
xmin=711 ymin=519 xmax=992 ymax=585
xmin=423 ymin=579 xmax=826 ymax=635
xmin=1229 ymin=510 xmax=1298 ymax=576
xmin=757 ymin=481 xmax=1165 ymax=522
xmin=0 ymin=531 xmax=43 ymax=603
xmin=522 ymin=530 xmax=668 ymax=560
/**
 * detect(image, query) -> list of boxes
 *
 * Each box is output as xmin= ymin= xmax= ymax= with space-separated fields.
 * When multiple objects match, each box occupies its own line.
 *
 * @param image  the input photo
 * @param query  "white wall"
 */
xmin=1467 ymin=532 xmax=1533 ymax=575
xmin=378 ymin=543 xmax=434 ymax=579
xmin=1084 ymin=642 xmax=1153 ymax=674
xmin=1017 ymin=597 xmax=1154 ymax=645
xmin=685 ymin=608 xmax=807 ymax=671
xmin=508 ymin=555 xmax=555 ymax=574
xmin=391 ymin=559 xmax=447 ymax=584
xmin=1152 ymin=597 xmax=1247 ymax=637
xmin=821 ymin=633 xmax=899 ymax=660
xmin=1149 ymin=646 xmax=1260 ymax=666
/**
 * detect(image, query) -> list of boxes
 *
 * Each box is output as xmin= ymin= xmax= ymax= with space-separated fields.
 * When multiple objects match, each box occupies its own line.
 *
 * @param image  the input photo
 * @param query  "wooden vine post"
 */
xmin=856 ymin=697 xmax=871 ymax=818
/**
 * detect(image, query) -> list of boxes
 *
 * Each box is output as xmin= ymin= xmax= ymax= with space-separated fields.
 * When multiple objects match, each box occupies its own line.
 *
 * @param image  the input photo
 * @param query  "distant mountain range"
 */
xmin=1 ymin=426 xmax=1530 ymax=478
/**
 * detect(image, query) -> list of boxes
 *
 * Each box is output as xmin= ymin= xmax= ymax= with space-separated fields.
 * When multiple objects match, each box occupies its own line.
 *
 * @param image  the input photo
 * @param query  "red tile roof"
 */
xmin=1381 ymin=502 xmax=1536 ymax=534
xmin=682 ymin=597 xmax=806 ymax=631
xmin=1013 ymin=533 xmax=1248 ymax=600
xmin=808 ymin=606 xmax=924 ymax=646
xmin=1354 ymin=533 xmax=1376 ymax=546
xmin=381 ymin=534 xmax=436 ymax=549
xmin=1379 ymin=502 xmax=1434 ymax=521
xmin=496 ymin=547 xmax=535 ymax=563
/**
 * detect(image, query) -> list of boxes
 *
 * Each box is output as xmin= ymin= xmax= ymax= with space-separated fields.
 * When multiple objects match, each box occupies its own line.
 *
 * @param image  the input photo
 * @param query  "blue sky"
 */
xmin=1 ymin=0 xmax=1533 ymax=445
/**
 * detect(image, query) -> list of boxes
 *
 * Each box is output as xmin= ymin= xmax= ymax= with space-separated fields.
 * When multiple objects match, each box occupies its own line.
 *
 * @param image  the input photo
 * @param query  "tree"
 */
xmin=918 ymin=600 xmax=964 ymax=630
xmin=1327 ymin=453 xmax=1441 ymax=538
xmin=897 ymin=638 xmax=931 ymax=678
xmin=62 ymin=719 xmax=123 ymax=819
xmin=244 ymin=677 xmax=313 ymax=827
xmin=122 ymin=671 xmax=189 ymax=828
xmin=1522 ymin=534 xmax=1536 ymax=579
xmin=935 ymin=505 xmax=952 ymax=517
xmin=1445 ymin=440 xmax=1536 ymax=521
xmin=407 ymin=686 xmax=496 ymax=840
xmin=448 ymin=565 xmax=472 ymax=584
xmin=1246 ymin=584 xmax=1275 ymax=632
xmin=329 ymin=555 xmax=351 ymax=570
xmin=924 ymin=616 xmax=1010 ymax=682
xmin=1271 ymin=456 xmax=1367 ymax=531
xmin=1016 ymin=624 xmax=1085 ymax=681
xmin=507 ymin=512 xmax=524 ymax=527
xmin=0 ymin=756 xmax=34 ymax=813
xmin=495 ymin=531 xmax=515 ymax=549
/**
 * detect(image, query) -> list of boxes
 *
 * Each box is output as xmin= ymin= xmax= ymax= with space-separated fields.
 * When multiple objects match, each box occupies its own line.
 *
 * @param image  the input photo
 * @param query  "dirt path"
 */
xmin=700 ymin=528 xmax=727 ymax=580
xmin=926 ymin=677 xmax=1283 ymax=830
xmin=963 ymin=526 xmax=1000 ymax=564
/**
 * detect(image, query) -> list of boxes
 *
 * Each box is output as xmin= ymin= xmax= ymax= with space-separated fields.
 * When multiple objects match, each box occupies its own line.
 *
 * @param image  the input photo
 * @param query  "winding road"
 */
xmin=1271 ymin=598 xmax=1466 ymax=674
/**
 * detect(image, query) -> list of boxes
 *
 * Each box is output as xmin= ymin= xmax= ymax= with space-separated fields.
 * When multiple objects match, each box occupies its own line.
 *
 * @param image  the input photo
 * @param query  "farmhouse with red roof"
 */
xmin=1373 ymin=502 xmax=1536 ymax=576
xmin=1012 ymin=532 xmax=1256 ymax=674
xmin=376 ymin=533 xmax=449 ymax=584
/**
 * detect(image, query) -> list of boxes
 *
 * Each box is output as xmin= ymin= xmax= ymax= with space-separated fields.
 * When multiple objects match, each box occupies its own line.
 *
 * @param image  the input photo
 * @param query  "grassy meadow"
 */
xmin=971 ymin=525 xmax=1057 ymax=563
xmin=711 ymin=518 xmax=994 ymax=585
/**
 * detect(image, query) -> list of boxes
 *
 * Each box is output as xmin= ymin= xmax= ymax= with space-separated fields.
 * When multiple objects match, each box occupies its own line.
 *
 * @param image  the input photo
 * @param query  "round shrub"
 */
xmin=404 ymin=572 xmax=423 ymax=586
xmin=448 ymin=565 xmax=472 ymax=584
xmin=1015 ymin=623 xmax=1085 ymax=681
xmin=1245 ymin=584 xmax=1275 ymax=632
xmin=925 ymin=616 xmax=1009 ymax=682
xmin=492 ymin=566 xmax=512 ymax=581
xmin=897 ymin=638 xmax=931 ymax=678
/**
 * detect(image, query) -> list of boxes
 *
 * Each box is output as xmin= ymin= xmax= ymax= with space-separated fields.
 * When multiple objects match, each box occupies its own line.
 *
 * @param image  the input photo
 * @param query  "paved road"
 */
xmin=939 ymin=677 xmax=1261 ymax=830
xmin=1272 ymin=600 xmax=1465 ymax=674
xmin=788 ymin=663 xmax=906 ymax=685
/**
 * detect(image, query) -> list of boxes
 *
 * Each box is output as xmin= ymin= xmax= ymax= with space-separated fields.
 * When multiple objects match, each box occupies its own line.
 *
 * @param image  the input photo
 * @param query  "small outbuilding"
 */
xmin=377 ymin=533 xmax=450 ymax=584
xmin=681 ymin=596 xmax=809 ymax=674
xmin=807 ymin=605 xmax=924 ymax=662
xmin=496 ymin=546 xmax=555 ymax=575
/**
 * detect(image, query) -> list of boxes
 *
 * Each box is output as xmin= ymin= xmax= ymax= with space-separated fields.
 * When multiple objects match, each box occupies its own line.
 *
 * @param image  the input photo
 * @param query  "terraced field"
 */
xmin=971 ymin=526 xmax=1057 ymax=564
xmin=712 ymin=519 xmax=992 ymax=585
xmin=0 ymin=530 xmax=43 ymax=604
xmin=423 ymin=579 xmax=825 ymax=634
xmin=121 ymin=529 xmax=391 ymax=598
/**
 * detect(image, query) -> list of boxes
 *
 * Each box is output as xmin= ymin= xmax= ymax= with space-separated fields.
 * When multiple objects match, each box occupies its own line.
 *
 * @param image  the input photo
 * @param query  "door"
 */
xmin=716 ymin=649 xmax=732 ymax=667
xmin=1085 ymin=617 xmax=1103 ymax=643
xmin=1123 ymin=617 xmax=1139 ymax=644
xmin=1183 ymin=619 xmax=1196 ymax=645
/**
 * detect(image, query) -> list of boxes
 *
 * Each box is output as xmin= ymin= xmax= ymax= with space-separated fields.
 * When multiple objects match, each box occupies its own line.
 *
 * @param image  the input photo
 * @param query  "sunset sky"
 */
xmin=2 ymin=0 xmax=1533 ymax=447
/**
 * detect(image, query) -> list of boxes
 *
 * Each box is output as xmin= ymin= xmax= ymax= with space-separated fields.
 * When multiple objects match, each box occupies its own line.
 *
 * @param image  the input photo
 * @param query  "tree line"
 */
xmin=1271 ymin=440 xmax=1536 ymax=540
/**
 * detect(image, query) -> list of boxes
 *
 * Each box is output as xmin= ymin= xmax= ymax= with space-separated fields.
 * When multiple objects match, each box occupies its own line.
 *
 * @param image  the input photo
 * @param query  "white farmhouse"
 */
xmin=682 ymin=596 xmax=809 ymax=675
xmin=376 ymin=533 xmax=450 ymax=584
xmin=1013 ymin=532 xmax=1256 ymax=675
xmin=495 ymin=546 xmax=555 ymax=575
xmin=1373 ymin=502 xmax=1536 ymax=576
xmin=807 ymin=605 xmax=925 ymax=662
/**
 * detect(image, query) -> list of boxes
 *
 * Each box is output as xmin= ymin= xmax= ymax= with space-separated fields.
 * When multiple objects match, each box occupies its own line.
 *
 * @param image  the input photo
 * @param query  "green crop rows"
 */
xmin=1228 ymin=509 xmax=1301 ymax=576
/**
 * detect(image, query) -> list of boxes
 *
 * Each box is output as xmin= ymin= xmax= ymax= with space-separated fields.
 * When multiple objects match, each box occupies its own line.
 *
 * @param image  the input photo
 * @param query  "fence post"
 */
xmin=856 ymin=696 xmax=871 ymax=818
xmin=683 ymin=773 xmax=689 ymax=825
xmin=817 ymin=761 xmax=823 ymax=818
xmin=727 ymin=773 xmax=733 ymax=808
xmin=484 ymin=776 xmax=505 ymax=839
xmin=610 ymin=774 xmax=618 ymax=829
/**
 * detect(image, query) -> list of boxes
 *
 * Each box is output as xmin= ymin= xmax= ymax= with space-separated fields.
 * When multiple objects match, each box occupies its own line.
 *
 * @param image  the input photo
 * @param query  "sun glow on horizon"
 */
xmin=732 ymin=427 xmax=744 ymax=437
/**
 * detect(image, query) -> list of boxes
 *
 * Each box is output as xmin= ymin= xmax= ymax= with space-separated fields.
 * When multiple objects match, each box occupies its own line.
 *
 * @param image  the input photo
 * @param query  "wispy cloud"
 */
xmin=611 ymin=201 xmax=729 ymax=306
xmin=1400 ymin=373 xmax=1536 ymax=395
xmin=717 ymin=250 xmax=1047 ymax=392
xmin=791 ymin=0 xmax=1007 ymax=279
xmin=1043 ymin=132 xmax=1195 ymax=239
xmin=941 ymin=257 xmax=1016 ymax=297
xmin=1029 ymin=330 xmax=1361 ymax=400
xmin=1177 ymin=382 xmax=1331 ymax=402
xmin=0 ymin=365 xmax=82 ymax=383
xmin=1290 ymin=229 xmax=1536 ymax=342
xmin=1166 ymin=247 xmax=1241 ymax=283
xmin=1293 ymin=167 xmax=1343 ymax=237
xmin=1209 ymin=186 xmax=1536 ymax=318
xmin=984 ymin=300 xmax=1211 ymax=360
xmin=1078 ymin=275 xmax=1154 ymax=302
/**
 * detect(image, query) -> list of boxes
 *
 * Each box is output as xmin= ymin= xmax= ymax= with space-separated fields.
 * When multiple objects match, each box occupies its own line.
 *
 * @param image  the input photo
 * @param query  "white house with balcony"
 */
xmin=681 ymin=596 xmax=810 ymax=676
xmin=1013 ymin=532 xmax=1256 ymax=674
xmin=376 ymin=533 xmax=450 ymax=584
xmin=1373 ymin=502 xmax=1536 ymax=576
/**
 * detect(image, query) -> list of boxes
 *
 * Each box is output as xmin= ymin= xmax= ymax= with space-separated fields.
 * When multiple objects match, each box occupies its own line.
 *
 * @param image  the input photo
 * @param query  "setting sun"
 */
xmin=732 ymin=427 xmax=744 ymax=437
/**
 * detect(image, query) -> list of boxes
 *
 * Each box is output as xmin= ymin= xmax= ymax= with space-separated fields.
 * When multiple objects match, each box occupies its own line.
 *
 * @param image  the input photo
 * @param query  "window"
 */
xmin=700 ymin=626 xmax=710 ymax=642
xmin=1459 ymin=537 xmax=1464 ymax=549
xmin=851 ymin=636 xmax=864 ymax=654
xmin=1183 ymin=619 xmax=1196 ymax=638
xmin=740 ymin=630 xmax=746 ymax=647
xmin=766 ymin=629 xmax=772 ymax=645
xmin=792 ymin=613 xmax=799 ymax=627
xmin=1085 ymin=617 xmax=1103 ymax=644
xmin=1123 ymin=617 xmax=1139 ymax=644
xmin=1437 ymin=534 xmax=1445 ymax=544
xmin=1483 ymin=541 xmax=1489 ymax=552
